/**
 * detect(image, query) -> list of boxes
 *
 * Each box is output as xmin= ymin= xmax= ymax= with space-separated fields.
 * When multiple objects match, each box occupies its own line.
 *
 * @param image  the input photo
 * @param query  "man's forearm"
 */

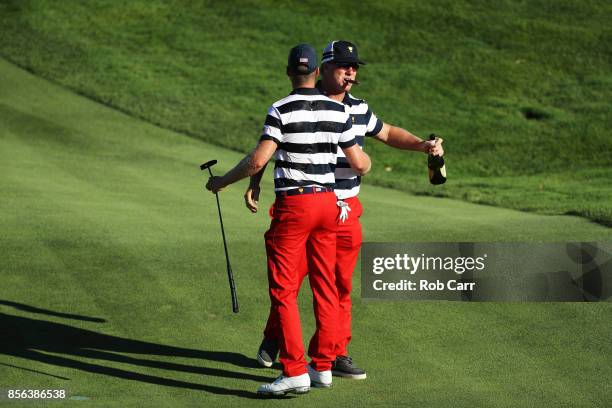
xmin=249 ymin=163 xmax=268 ymax=188
xmin=383 ymin=126 xmax=429 ymax=152
xmin=220 ymin=153 xmax=263 ymax=188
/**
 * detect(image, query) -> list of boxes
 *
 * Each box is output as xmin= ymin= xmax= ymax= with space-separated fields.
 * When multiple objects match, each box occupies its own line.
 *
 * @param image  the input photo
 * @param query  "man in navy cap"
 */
xmin=247 ymin=40 xmax=444 ymax=381
xmin=207 ymin=43 xmax=371 ymax=396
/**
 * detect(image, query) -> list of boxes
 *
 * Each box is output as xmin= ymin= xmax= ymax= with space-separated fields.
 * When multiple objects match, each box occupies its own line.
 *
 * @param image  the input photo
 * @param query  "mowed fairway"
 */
xmin=1 ymin=58 xmax=611 ymax=407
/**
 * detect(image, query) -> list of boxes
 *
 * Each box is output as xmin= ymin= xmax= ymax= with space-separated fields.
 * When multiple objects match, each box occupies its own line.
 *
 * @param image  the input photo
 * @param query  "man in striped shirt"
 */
xmin=206 ymin=43 xmax=371 ymax=396
xmin=248 ymin=41 xmax=444 ymax=380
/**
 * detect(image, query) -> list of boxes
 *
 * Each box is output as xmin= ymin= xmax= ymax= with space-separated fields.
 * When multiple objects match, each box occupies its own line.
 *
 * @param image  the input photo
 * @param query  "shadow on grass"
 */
xmin=0 ymin=301 xmax=272 ymax=399
xmin=0 ymin=300 xmax=107 ymax=322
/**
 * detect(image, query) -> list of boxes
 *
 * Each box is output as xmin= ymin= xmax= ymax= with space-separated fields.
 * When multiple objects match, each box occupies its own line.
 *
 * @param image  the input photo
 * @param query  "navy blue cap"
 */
xmin=321 ymin=40 xmax=366 ymax=65
xmin=287 ymin=43 xmax=318 ymax=74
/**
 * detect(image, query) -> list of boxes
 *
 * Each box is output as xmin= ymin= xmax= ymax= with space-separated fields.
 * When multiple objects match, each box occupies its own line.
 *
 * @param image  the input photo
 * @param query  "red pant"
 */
xmin=265 ymin=192 xmax=339 ymax=376
xmin=264 ymin=196 xmax=363 ymax=359
xmin=333 ymin=196 xmax=362 ymax=356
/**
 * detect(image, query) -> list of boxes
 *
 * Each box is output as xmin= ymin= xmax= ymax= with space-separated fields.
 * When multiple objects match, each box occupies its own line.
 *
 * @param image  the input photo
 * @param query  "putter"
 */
xmin=200 ymin=160 xmax=239 ymax=313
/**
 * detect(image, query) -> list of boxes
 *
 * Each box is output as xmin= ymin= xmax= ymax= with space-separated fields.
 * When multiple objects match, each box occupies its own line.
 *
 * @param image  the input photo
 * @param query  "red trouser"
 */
xmin=264 ymin=191 xmax=339 ymax=376
xmin=264 ymin=196 xmax=363 ymax=359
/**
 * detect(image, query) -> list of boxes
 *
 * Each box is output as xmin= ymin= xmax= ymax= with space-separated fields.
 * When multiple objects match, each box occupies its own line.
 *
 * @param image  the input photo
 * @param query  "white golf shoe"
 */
xmin=307 ymin=364 xmax=332 ymax=388
xmin=257 ymin=373 xmax=310 ymax=397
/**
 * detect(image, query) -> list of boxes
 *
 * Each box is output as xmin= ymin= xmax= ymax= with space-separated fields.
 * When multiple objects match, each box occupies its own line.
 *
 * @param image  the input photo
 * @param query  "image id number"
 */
xmin=8 ymin=389 xmax=66 ymax=399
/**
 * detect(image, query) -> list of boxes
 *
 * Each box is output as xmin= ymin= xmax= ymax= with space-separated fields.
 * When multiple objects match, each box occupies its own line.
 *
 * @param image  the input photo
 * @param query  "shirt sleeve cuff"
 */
xmin=338 ymin=138 xmax=357 ymax=148
xmin=366 ymin=119 xmax=383 ymax=137
xmin=259 ymin=135 xmax=280 ymax=144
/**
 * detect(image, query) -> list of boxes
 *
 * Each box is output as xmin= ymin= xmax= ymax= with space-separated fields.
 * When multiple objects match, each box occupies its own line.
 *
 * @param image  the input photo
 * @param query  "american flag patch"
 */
xmin=299 ymin=58 xmax=308 ymax=63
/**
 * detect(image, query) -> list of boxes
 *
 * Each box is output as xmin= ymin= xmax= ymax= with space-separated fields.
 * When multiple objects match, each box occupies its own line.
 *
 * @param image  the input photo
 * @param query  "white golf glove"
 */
xmin=337 ymin=200 xmax=351 ymax=223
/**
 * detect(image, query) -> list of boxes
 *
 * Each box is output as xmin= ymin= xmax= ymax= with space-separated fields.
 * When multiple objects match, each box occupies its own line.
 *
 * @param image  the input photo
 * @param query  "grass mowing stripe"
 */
xmin=0 ymin=100 xmax=216 ymax=374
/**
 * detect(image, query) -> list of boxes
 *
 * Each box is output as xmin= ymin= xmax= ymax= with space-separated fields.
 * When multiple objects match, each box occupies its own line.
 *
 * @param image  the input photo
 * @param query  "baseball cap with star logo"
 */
xmin=321 ymin=40 xmax=366 ymax=65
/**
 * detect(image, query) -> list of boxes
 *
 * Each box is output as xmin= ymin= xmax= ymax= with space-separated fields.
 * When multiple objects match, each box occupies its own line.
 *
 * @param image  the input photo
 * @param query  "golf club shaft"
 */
xmin=207 ymin=168 xmax=239 ymax=313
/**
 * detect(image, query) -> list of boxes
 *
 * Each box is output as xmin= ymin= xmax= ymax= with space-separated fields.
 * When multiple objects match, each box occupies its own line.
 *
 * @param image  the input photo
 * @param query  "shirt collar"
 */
xmin=342 ymin=92 xmax=353 ymax=106
xmin=290 ymin=87 xmax=323 ymax=96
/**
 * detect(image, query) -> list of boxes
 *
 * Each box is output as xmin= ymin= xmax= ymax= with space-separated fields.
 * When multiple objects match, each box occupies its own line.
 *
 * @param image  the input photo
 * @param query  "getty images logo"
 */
xmin=371 ymin=253 xmax=488 ymax=275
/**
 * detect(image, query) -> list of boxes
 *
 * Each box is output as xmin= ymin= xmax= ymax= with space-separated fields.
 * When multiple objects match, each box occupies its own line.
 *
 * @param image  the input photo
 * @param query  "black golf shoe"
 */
xmin=256 ymin=338 xmax=279 ymax=368
xmin=332 ymin=355 xmax=367 ymax=380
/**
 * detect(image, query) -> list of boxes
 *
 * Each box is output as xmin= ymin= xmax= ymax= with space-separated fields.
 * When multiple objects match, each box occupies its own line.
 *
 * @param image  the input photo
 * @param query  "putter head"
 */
xmin=200 ymin=160 xmax=218 ymax=171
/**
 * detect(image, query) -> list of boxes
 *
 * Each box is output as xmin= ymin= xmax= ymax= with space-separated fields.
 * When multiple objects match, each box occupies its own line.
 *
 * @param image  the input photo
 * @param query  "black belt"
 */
xmin=275 ymin=186 xmax=334 ymax=198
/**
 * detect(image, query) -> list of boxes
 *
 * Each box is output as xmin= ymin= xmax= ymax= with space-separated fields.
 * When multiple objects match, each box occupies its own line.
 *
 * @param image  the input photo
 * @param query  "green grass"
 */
xmin=0 ymin=0 xmax=610 ymax=225
xmin=1 ymin=56 xmax=611 ymax=407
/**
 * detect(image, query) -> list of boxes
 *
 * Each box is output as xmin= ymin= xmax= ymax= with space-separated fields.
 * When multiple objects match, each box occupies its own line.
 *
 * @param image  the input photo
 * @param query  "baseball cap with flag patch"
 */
xmin=321 ymin=40 xmax=366 ymax=65
xmin=287 ymin=43 xmax=318 ymax=74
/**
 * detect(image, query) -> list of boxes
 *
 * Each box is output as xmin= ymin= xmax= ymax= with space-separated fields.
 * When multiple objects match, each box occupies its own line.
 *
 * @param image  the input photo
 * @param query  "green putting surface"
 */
xmin=1 ymin=58 xmax=610 ymax=407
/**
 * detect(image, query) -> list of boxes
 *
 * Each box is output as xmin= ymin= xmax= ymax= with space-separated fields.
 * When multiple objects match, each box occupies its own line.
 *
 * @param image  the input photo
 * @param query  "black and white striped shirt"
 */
xmin=260 ymin=88 xmax=356 ymax=192
xmin=334 ymin=93 xmax=383 ymax=199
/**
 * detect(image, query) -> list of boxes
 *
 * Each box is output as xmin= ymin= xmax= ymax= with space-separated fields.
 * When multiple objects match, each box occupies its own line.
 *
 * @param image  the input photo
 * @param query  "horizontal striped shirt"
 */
xmin=260 ymin=88 xmax=356 ymax=192
xmin=334 ymin=92 xmax=383 ymax=199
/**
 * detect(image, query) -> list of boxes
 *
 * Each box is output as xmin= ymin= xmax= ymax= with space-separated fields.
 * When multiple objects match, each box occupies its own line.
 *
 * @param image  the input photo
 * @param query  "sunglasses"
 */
xmin=335 ymin=63 xmax=360 ymax=71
